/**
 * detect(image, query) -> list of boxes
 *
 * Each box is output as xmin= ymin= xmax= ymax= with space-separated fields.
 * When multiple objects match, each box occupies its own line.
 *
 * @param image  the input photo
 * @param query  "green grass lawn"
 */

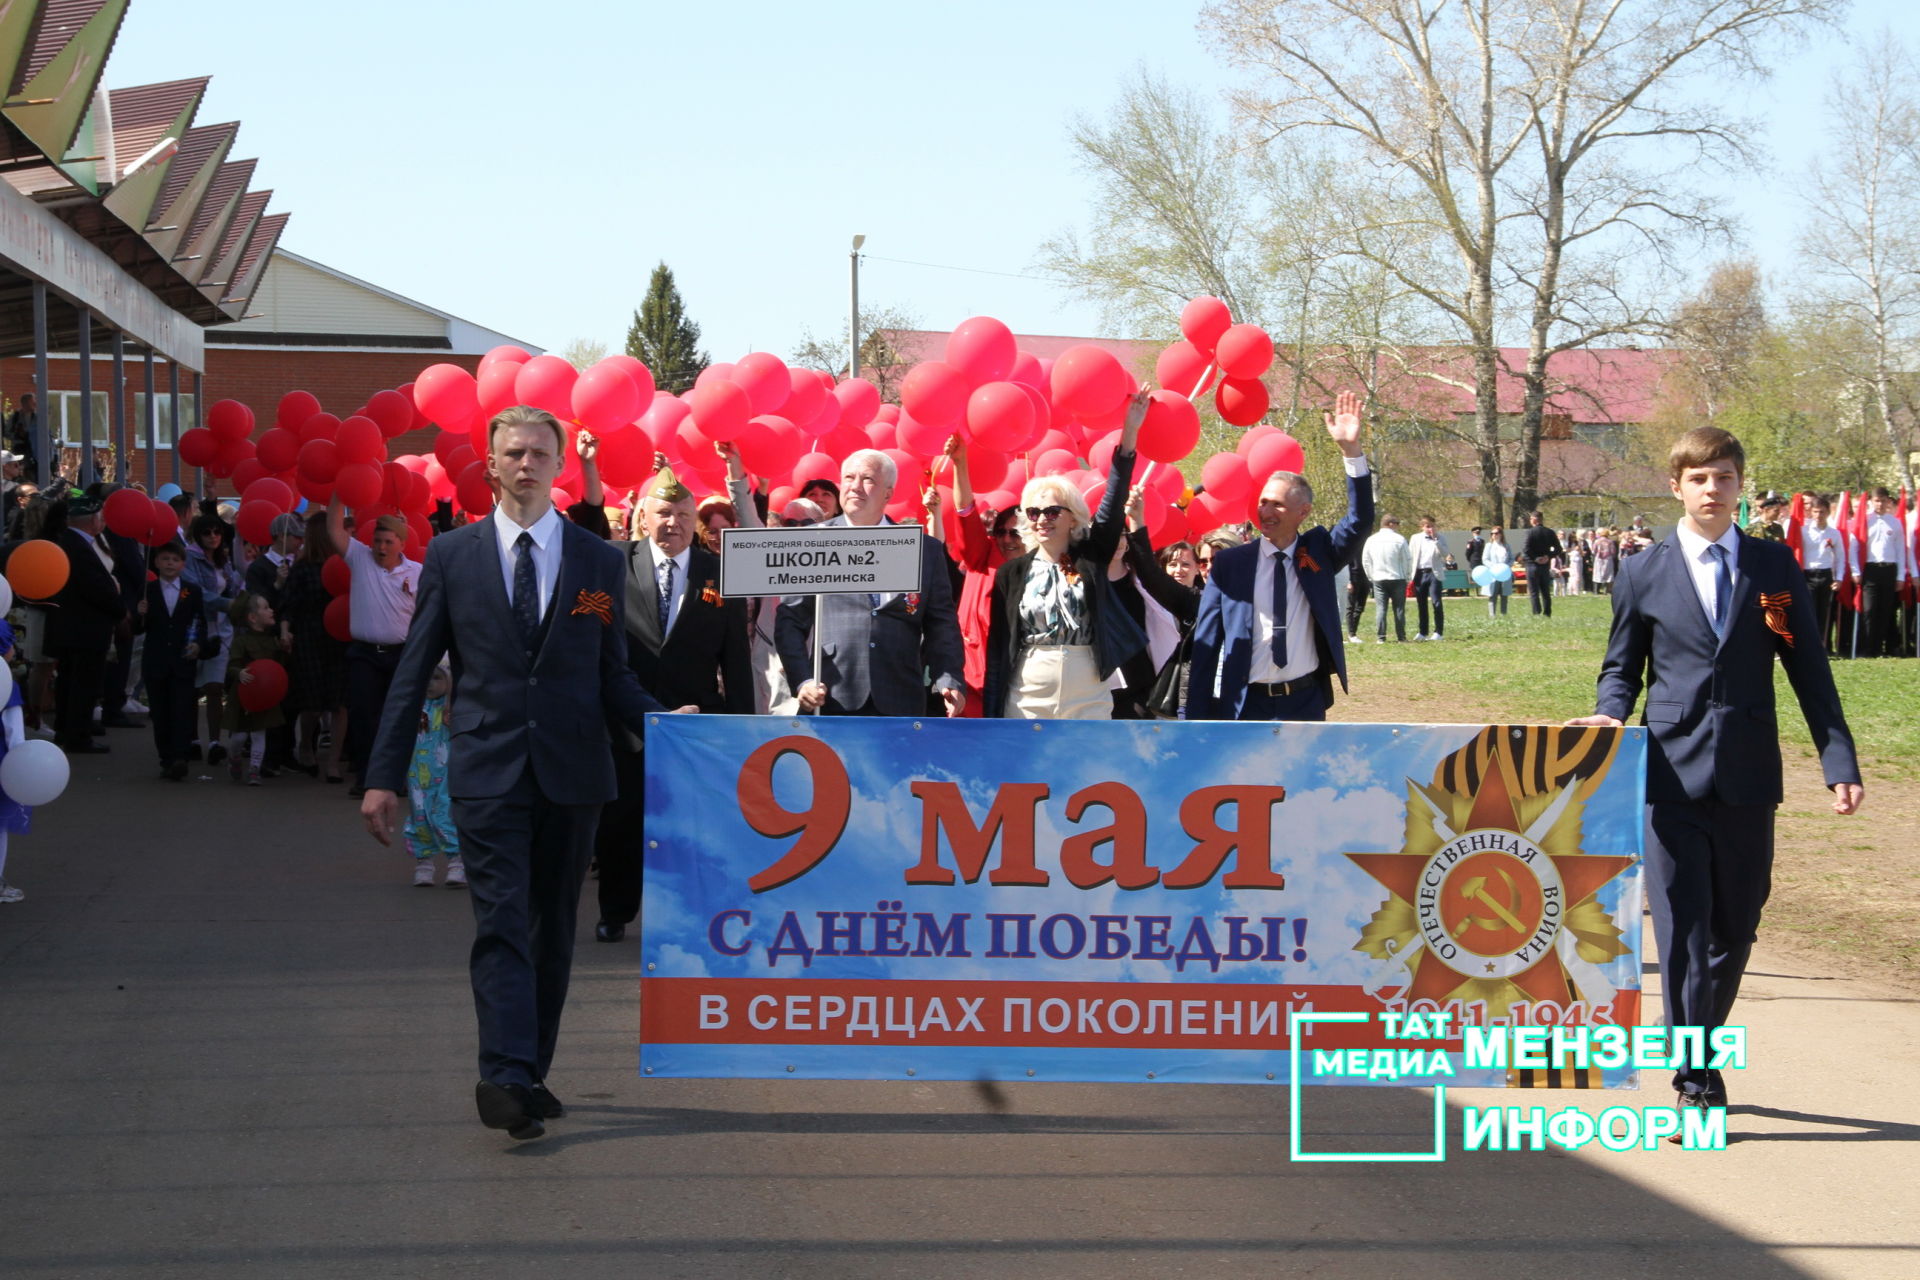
xmin=1344 ymin=592 xmax=1919 ymax=781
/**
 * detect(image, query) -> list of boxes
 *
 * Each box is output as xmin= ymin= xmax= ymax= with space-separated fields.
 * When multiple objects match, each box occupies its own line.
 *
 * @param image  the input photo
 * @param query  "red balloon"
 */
xmin=736 ymin=415 xmax=803 ymax=478
xmin=965 ymin=445 xmax=1010 ymax=495
xmin=894 ymin=408 xmax=951 ymax=459
xmin=237 ymin=659 xmax=288 ymax=713
xmin=694 ymin=362 xmax=737 ymax=391
xmin=1138 ymin=390 xmax=1202 ymax=463
xmin=432 ymin=429 xmax=470 ymax=467
xmin=1201 ymin=452 xmax=1252 ymax=503
xmin=639 ymin=392 xmax=692 ymax=443
xmin=323 ymin=595 xmax=353 ymax=642
xmin=255 ymin=427 xmax=301 ymax=473
xmin=336 ymin=415 xmax=386 ymax=466
xmin=593 ymin=424 xmax=655 ymax=488
xmin=177 ymin=428 xmax=219 ymax=468
xmin=1032 ymin=447 xmax=1077 ymax=477
xmin=455 ymin=460 xmax=495 ymax=513
xmin=817 ymin=423 xmax=869 ymax=463
xmin=945 ymin=316 xmax=1017 ymax=385
xmin=366 ymin=389 xmax=414 ymax=439
xmin=242 ymin=477 xmax=295 ymax=513
xmin=830 ymin=377 xmax=880 ymax=429
xmin=1215 ymin=324 xmax=1276 ymax=380
xmin=104 ymin=489 xmax=155 ymax=539
xmin=146 ymin=498 xmax=177 ymax=546
xmin=777 ymin=367 xmax=829 ymax=428
xmin=1180 ymin=296 xmax=1233 ymax=354
xmin=476 ymin=358 xmax=524 ymax=419
xmin=1147 ymin=461 xmax=1187 ymax=504
xmin=276 ymin=390 xmax=321 ymax=432
xmin=208 ymin=436 xmax=255 ymax=480
xmin=731 ymin=352 xmax=793 ymax=416
xmin=572 ymin=362 xmax=644 ymax=432
xmin=297 ymin=438 xmax=341 ymax=484
xmin=423 ymin=459 xmax=453 ymax=504
xmin=207 ymin=399 xmax=255 ymax=441
xmin=1156 ymin=340 xmax=1217 ymax=398
xmin=479 ymin=344 xmax=534 ymax=374
xmin=415 ymin=363 xmax=480 ymax=429
xmin=401 ymin=471 xmax=433 ymax=513
xmin=295 ymin=475 xmax=334 ymax=505
xmin=1215 ymin=377 xmax=1270 ymax=427
xmin=514 ymin=355 xmax=578 ymax=417
xmin=321 ymin=554 xmax=351 ymax=596
xmin=792 ymin=451 xmax=838 ymax=488
xmin=299 ymin=412 xmax=341 ymax=444
xmin=883 ymin=448 xmax=922 ymax=487
xmin=600 ymin=355 xmax=656 ymax=404
xmin=235 ymin=501 xmax=277 ymax=547
xmin=965 ymin=381 xmax=1036 ymax=452
xmin=229 ymin=457 xmax=272 ymax=495
xmin=1008 ymin=351 xmax=1045 ymax=391
xmin=380 ymin=460 xmax=411 ymax=507
xmin=1050 ymin=345 xmax=1133 ymax=421
xmin=866 ymin=418 xmax=898 ymax=452
xmin=686 ymin=380 xmax=752 ymax=442
xmin=901 ymin=361 xmax=971 ymax=428
xmin=1245 ymin=431 xmax=1306 ymax=485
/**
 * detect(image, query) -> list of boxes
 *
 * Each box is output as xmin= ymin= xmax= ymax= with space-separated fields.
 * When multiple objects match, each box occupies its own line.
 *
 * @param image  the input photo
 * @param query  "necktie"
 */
xmin=512 ymin=531 xmax=539 ymax=646
xmin=1271 ymin=547 xmax=1289 ymax=668
xmin=658 ymin=557 xmax=675 ymax=632
xmin=1709 ymin=543 xmax=1733 ymax=637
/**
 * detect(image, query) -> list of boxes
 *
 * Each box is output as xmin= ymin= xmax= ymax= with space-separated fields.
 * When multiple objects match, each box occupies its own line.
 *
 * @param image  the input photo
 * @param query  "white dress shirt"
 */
xmin=344 ymin=536 xmax=423 ymax=644
xmin=1409 ymin=530 xmax=1448 ymax=574
xmin=1800 ymin=523 xmax=1843 ymax=572
xmin=652 ymin=543 xmax=691 ymax=635
xmin=1863 ymin=512 xmax=1910 ymax=575
xmin=1673 ymin=522 xmax=1743 ymax=630
xmin=1250 ymin=537 xmax=1318 ymax=686
xmin=160 ymin=577 xmax=182 ymax=615
xmin=492 ymin=505 xmax=563 ymax=621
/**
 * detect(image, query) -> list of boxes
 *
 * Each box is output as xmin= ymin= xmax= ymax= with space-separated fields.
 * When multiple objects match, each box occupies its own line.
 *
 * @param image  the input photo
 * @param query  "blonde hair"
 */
xmin=487 ymin=404 xmax=568 ymax=455
xmin=1016 ymin=476 xmax=1092 ymax=553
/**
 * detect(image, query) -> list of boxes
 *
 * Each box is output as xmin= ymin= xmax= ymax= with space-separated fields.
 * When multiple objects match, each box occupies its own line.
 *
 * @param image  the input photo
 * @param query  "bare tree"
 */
xmin=1798 ymin=35 xmax=1920 ymax=490
xmin=790 ymin=304 xmax=922 ymax=403
xmin=1203 ymin=0 xmax=1837 ymax=522
xmin=1665 ymin=259 xmax=1770 ymax=424
xmin=560 ymin=337 xmax=609 ymax=370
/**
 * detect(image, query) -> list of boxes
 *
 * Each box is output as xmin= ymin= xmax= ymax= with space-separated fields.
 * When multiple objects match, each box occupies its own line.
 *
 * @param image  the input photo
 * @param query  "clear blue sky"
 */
xmin=100 ymin=0 xmax=1916 ymax=361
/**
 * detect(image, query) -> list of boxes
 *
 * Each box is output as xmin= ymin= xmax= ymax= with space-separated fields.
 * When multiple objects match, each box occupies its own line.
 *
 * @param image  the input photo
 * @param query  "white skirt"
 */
xmin=1008 ymin=644 xmax=1110 ymax=720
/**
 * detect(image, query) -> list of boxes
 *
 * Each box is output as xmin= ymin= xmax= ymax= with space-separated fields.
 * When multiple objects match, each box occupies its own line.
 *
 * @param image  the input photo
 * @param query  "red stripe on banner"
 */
xmin=641 ymin=977 xmax=1641 ymax=1052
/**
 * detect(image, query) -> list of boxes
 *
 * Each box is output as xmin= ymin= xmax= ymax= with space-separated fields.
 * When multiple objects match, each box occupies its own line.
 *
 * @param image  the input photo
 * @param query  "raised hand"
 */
xmin=577 ymin=431 xmax=599 ymax=463
xmin=1323 ymin=390 xmax=1364 ymax=457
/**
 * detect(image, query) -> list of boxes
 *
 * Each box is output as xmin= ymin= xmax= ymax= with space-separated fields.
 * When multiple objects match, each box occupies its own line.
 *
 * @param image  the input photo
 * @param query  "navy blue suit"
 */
xmin=1596 ymin=531 xmax=1858 ymax=1096
xmin=135 ymin=577 xmax=204 ymax=767
xmin=1185 ymin=467 xmax=1375 ymax=721
xmin=367 ymin=516 xmax=666 ymax=1090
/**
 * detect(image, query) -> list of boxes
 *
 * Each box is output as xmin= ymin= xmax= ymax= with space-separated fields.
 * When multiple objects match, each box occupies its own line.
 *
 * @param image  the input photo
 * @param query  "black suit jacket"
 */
xmin=1595 ymin=531 xmax=1859 ymax=806
xmin=135 ymin=579 xmax=205 ymax=680
xmin=610 ymin=539 xmax=753 ymax=752
xmin=45 ymin=528 xmax=126 ymax=651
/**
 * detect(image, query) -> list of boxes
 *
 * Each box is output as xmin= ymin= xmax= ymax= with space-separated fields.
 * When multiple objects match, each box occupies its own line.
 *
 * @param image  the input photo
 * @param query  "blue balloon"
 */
xmin=155 ymin=483 xmax=183 ymax=502
xmin=1494 ymin=565 xmax=1514 ymax=582
xmin=1470 ymin=564 xmax=1494 ymax=587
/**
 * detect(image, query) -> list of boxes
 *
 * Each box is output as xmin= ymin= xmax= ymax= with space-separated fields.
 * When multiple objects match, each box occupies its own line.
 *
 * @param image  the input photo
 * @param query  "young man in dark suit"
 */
xmin=46 ymin=492 xmax=126 ymax=754
xmin=1185 ymin=391 xmax=1374 ymax=723
xmin=1522 ymin=512 xmax=1563 ymax=617
xmin=593 ymin=466 xmax=753 ymax=943
xmin=361 ymin=405 xmax=677 ymax=1142
xmin=135 ymin=542 xmax=204 ymax=780
xmin=775 ymin=449 xmax=967 ymax=717
xmin=1569 ymin=427 xmax=1863 ymax=1125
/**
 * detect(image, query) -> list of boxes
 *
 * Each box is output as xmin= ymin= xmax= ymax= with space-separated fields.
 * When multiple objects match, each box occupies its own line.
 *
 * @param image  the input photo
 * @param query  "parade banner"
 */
xmin=719 ymin=524 xmax=925 ymax=598
xmin=641 ymin=718 xmax=1646 ymax=1088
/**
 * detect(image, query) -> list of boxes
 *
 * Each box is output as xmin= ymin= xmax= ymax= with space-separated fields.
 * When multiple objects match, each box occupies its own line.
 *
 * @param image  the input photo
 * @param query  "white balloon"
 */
xmin=0 ymin=661 xmax=12 ymax=707
xmin=0 ymin=739 xmax=70 ymax=806
xmin=0 ymin=575 xmax=12 ymax=613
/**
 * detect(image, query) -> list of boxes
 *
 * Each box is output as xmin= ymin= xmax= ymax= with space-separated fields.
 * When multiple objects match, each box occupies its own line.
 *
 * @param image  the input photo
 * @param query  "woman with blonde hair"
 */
xmin=983 ymin=392 xmax=1149 ymax=719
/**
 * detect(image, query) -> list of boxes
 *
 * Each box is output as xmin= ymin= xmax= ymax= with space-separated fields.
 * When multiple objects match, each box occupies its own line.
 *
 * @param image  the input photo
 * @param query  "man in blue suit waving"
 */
xmin=361 ymin=405 xmax=675 ymax=1142
xmin=1186 ymin=391 xmax=1375 ymax=723
xmin=1570 ymin=426 xmax=1863 ymax=1126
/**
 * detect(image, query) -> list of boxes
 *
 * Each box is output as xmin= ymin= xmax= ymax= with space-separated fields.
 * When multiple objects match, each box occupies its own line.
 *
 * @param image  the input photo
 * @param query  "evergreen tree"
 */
xmin=625 ymin=263 xmax=710 ymax=394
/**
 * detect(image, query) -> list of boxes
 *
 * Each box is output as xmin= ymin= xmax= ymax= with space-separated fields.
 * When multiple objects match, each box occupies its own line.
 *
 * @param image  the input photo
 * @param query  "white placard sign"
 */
xmin=719 ymin=524 xmax=925 ymax=599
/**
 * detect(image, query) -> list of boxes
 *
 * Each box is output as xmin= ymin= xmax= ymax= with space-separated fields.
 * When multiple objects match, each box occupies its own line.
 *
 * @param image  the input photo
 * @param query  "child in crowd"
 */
xmin=134 ymin=542 xmax=204 ymax=781
xmin=0 ymin=619 xmax=31 ymax=903
xmin=404 ymin=663 xmax=462 ymax=887
xmin=223 ymin=592 xmax=285 ymax=786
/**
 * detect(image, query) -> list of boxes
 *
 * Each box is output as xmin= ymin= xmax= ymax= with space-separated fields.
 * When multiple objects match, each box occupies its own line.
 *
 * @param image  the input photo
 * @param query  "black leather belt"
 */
xmin=352 ymin=640 xmax=404 ymax=653
xmin=1247 ymin=679 xmax=1307 ymax=697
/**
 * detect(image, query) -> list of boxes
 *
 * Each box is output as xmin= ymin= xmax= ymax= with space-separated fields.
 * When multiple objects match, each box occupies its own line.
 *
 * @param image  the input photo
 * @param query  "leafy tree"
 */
xmin=560 ymin=338 xmax=608 ymax=370
xmin=626 ymin=263 xmax=709 ymax=394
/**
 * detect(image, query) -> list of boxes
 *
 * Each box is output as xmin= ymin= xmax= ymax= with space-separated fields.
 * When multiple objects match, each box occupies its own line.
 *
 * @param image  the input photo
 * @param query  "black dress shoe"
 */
xmin=101 ymin=714 xmax=139 ymax=729
xmin=475 ymin=1081 xmax=544 ymax=1140
xmin=528 ymin=1083 xmax=565 ymax=1119
xmin=206 ymin=743 xmax=227 ymax=765
xmin=1670 ymin=1091 xmax=1718 ymax=1144
xmin=188 ymin=743 xmax=203 ymax=761
xmin=166 ymin=760 xmax=189 ymax=781
xmin=595 ymin=921 xmax=625 ymax=943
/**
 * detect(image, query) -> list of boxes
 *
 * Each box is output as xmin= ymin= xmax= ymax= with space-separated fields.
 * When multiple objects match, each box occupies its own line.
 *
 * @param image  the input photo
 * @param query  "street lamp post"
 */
xmin=849 ymin=234 xmax=866 ymax=379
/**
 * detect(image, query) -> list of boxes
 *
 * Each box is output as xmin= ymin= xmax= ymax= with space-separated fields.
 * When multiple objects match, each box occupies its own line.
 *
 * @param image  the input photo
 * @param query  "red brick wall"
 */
xmin=1 ymin=347 xmax=479 ymax=494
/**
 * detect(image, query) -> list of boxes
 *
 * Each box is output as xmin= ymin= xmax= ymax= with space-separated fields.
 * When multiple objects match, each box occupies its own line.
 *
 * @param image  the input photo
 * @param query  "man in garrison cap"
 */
xmin=45 ymin=490 xmax=127 ymax=754
xmin=593 ymin=466 xmax=753 ymax=943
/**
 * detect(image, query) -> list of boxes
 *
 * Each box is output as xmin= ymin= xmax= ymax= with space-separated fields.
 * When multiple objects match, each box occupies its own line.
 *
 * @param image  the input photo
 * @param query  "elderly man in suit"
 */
xmin=593 ymin=466 xmax=753 ymax=944
xmin=46 ymin=491 xmax=127 ymax=754
xmin=362 ymin=405 xmax=676 ymax=1142
xmin=775 ymin=449 xmax=967 ymax=717
xmin=1185 ymin=391 xmax=1374 ymax=723
xmin=1569 ymin=426 xmax=1862 ymax=1126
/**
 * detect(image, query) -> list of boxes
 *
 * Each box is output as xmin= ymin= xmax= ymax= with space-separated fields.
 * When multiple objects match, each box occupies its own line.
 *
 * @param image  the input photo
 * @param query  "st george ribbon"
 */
xmin=641 ymin=718 xmax=1646 ymax=1088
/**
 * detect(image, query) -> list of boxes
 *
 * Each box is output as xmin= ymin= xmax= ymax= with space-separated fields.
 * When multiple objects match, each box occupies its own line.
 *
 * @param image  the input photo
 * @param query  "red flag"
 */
xmin=1834 ymin=491 xmax=1858 ymax=610
xmin=1787 ymin=492 xmax=1806 ymax=566
xmin=1900 ymin=491 xmax=1915 ymax=605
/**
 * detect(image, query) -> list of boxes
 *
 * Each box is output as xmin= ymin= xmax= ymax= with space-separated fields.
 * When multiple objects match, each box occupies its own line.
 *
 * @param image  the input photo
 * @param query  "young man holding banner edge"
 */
xmin=1568 ymin=426 xmax=1862 ymax=1128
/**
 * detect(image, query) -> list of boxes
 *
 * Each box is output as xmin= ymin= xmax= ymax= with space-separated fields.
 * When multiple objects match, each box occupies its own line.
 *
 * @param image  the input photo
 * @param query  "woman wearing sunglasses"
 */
xmin=982 ymin=390 xmax=1150 ymax=719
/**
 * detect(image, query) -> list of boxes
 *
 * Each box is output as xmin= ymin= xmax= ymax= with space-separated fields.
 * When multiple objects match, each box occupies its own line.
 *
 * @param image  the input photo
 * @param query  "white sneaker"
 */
xmin=1375 ymin=637 xmax=1388 ymax=644
xmin=1413 ymin=633 xmax=1429 ymax=641
xmin=0 ymin=881 xmax=22 ymax=904
xmin=1432 ymin=632 xmax=1445 ymax=641
xmin=26 ymin=725 xmax=55 ymax=742
xmin=445 ymin=858 xmax=467 ymax=888
xmin=412 ymin=862 xmax=436 ymax=887
xmin=122 ymin=698 xmax=148 ymax=715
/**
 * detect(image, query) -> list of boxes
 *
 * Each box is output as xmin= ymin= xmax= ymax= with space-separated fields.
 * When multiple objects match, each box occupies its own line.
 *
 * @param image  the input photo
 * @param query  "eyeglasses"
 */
xmin=1024 ymin=505 xmax=1068 ymax=521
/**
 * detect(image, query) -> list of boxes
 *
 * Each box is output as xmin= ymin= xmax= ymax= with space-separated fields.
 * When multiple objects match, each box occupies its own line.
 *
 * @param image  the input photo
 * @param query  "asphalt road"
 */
xmin=2 ymin=727 xmax=1914 ymax=1279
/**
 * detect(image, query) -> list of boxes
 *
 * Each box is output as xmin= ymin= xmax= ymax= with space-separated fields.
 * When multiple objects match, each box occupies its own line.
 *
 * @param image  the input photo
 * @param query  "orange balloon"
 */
xmin=6 ymin=540 xmax=70 ymax=600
